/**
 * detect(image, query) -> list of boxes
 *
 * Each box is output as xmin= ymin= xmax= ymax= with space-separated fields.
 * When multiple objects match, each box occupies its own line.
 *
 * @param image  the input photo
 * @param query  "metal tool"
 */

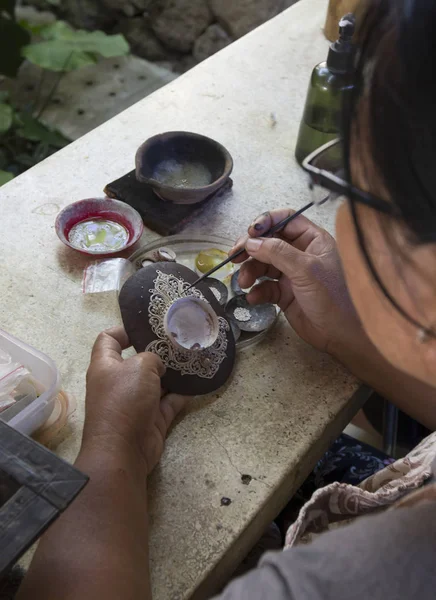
xmin=188 ymin=199 xmax=321 ymax=289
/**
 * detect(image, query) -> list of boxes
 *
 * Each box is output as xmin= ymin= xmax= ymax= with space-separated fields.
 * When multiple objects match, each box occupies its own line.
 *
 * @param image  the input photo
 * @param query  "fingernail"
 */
xmin=250 ymin=212 xmax=269 ymax=232
xmin=246 ymin=238 xmax=263 ymax=253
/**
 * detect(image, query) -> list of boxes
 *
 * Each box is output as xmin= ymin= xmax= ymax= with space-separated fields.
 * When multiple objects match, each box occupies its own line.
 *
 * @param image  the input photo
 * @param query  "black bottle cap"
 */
xmin=327 ymin=13 xmax=356 ymax=75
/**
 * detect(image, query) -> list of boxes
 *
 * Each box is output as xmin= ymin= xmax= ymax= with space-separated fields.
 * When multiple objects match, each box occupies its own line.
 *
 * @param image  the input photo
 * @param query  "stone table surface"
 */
xmin=0 ymin=0 xmax=367 ymax=598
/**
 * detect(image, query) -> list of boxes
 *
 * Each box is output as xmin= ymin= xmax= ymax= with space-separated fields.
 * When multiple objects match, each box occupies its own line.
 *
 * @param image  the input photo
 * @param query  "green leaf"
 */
xmin=16 ymin=113 xmax=70 ymax=147
xmin=0 ymin=169 xmax=14 ymax=186
xmin=0 ymin=102 xmax=13 ymax=133
xmin=18 ymin=19 xmax=48 ymax=36
xmin=0 ymin=16 xmax=31 ymax=77
xmin=0 ymin=91 xmax=9 ymax=102
xmin=0 ymin=0 xmax=15 ymax=19
xmin=22 ymin=44 xmax=95 ymax=71
xmin=22 ymin=23 xmax=129 ymax=72
xmin=39 ymin=21 xmax=73 ymax=40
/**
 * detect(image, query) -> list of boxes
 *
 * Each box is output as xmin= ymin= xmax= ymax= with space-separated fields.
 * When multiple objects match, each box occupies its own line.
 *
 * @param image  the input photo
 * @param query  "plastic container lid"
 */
xmin=0 ymin=329 xmax=60 ymax=436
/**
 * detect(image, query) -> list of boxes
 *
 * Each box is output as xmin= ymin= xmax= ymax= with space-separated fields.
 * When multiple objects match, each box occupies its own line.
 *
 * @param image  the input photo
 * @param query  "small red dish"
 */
xmin=55 ymin=197 xmax=143 ymax=256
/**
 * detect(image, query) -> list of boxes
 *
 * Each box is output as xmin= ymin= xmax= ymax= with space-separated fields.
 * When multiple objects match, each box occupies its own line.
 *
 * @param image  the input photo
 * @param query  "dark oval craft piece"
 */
xmin=119 ymin=262 xmax=236 ymax=395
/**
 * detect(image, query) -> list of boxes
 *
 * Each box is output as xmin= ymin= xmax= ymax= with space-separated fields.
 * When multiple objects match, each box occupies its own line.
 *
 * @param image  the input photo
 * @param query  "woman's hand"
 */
xmin=84 ymin=326 xmax=187 ymax=475
xmin=231 ymin=209 xmax=361 ymax=354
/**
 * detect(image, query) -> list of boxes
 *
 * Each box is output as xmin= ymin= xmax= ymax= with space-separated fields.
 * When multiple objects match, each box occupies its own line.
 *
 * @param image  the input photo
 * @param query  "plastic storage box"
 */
xmin=0 ymin=329 xmax=60 ymax=436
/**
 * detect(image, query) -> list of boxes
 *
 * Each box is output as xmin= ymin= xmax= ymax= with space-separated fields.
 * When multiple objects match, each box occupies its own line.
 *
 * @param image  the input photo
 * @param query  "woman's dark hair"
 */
xmin=341 ymin=0 xmax=436 ymax=336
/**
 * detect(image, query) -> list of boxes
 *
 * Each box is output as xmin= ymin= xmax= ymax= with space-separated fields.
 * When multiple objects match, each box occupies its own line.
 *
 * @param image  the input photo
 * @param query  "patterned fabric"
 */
xmin=304 ymin=434 xmax=394 ymax=489
xmin=285 ymin=431 xmax=436 ymax=548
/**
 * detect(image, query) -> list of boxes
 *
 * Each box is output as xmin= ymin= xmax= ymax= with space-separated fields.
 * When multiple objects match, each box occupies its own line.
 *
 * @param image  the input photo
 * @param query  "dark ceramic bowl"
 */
xmin=135 ymin=131 xmax=233 ymax=205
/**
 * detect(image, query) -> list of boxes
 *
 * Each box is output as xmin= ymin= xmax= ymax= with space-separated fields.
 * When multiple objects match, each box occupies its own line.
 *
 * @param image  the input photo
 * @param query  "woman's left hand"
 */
xmin=84 ymin=326 xmax=188 ymax=475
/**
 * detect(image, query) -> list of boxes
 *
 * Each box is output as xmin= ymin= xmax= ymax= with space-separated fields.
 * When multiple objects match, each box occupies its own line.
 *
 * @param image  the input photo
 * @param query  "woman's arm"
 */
xmin=17 ymin=442 xmax=152 ymax=600
xmin=17 ymin=328 xmax=187 ymax=600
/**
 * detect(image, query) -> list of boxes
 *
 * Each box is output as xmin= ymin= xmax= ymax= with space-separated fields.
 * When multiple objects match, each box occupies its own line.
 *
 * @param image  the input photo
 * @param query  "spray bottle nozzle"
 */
xmin=339 ymin=13 xmax=356 ymax=41
xmin=327 ymin=12 xmax=356 ymax=74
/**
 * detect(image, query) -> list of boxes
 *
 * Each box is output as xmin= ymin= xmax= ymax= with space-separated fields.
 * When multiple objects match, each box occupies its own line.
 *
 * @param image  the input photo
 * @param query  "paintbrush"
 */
xmin=188 ymin=198 xmax=323 ymax=289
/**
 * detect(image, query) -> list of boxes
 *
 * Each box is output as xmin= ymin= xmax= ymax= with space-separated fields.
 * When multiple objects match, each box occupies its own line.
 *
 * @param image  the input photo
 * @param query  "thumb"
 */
xmin=245 ymin=237 xmax=309 ymax=283
xmin=160 ymin=393 xmax=190 ymax=431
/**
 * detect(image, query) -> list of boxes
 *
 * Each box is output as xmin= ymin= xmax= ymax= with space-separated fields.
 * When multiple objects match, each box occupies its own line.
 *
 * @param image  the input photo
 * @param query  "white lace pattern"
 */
xmin=145 ymin=270 xmax=229 ymax=378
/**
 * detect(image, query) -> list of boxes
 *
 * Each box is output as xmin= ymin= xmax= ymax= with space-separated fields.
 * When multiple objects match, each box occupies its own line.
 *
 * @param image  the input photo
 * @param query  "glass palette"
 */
xmin=129 ymin=234 xmax=280 ymax=350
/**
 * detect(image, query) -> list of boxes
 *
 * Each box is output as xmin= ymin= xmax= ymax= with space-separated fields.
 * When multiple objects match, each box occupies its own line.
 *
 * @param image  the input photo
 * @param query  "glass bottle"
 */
xmin=295 ymin=13 xmax=356 ymax=165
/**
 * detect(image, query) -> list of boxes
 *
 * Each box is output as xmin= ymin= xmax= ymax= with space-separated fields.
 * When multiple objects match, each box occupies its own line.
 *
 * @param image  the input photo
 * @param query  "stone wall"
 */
xmin=26 ymin=0 xmax=300 ymax=72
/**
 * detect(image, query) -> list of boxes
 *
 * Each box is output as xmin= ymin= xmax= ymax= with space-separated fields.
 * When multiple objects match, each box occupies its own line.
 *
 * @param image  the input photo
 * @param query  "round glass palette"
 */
xmin=128 ymin=234 xmax=280 ymax=350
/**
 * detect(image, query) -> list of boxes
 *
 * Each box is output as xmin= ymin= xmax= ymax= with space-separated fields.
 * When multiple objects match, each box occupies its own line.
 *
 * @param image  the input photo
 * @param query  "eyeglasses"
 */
xmin=301 ymin=138 xmax=435 ymax=341
xmin=301 ymin=138 xmax=400 ymax=217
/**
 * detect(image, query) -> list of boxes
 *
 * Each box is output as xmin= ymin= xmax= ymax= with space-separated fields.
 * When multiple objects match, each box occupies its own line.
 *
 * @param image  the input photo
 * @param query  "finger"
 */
xmin=248 ymin=209 xmax=322 ymax=252
xmin=229 ymin=234 xmax=249 ymax=264
xmin=137 ymin=351 xmax=166 ymax=378
xmin=160 ymin=394 xmax=190 ymax=430
xmin=91 ymin=326 xmax=131 ymax=363
xmin=229 ymin=211 xmax=271 ymax=255
xmin=245 ymin=237 xmax=311 ymax=285
xmin=238 ymin=258 xmax=280 ymax=289
xmin=246 ymin=280 xmax=282 ymax=306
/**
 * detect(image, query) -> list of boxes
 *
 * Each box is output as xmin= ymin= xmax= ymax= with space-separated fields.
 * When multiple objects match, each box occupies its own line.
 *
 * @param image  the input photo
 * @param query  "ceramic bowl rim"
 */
xmin=55 ymin=197 xmax=144 ymax=256
xmin=135 ymin=131 xmax=233 ymax=192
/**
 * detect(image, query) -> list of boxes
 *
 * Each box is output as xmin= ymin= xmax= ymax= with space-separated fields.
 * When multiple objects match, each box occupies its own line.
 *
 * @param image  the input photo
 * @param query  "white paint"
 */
xmin=69 ymin=218 xmax=128 ymax=252
xmin=153 ymin=158 xmax=212 ymax=188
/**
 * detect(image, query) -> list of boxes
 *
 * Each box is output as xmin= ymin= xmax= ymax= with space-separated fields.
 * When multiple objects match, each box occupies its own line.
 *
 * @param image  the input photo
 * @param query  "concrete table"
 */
xmin=0 ymin=0 xmax=366 ymax=597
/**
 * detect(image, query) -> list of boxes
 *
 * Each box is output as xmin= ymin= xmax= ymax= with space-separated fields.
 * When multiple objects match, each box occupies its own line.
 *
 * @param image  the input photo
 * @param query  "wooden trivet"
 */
xmin=104 ymin=170 xmax=233 ymax=236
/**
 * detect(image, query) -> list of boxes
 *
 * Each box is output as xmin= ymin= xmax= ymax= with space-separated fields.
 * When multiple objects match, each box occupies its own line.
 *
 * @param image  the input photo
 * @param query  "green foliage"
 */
xmin=0 ymin=3 xmax=130 ymax=186
xmin=0 ymin=15 xmax=31 ymax=77
xmin=0 ymin=103 xmax=13 ymax=133
xmin=22 ymin=21 xmax=130 ymax=72
xmin=15 ymin=112 xmax=69 ymax=147
xmin=0 ymin=96 xmax=69 ymax=186
xmin=0 ymin=0 xmax=16 ymax=19
xmin=0 ymin=169 xmax=14 ymax=185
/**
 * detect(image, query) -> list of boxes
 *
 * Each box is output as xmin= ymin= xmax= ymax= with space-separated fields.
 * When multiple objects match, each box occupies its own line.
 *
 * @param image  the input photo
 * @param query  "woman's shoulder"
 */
xmin=263 ymin=499 xmax=436 ymax=599
xmin=216 ymin=501 xmax=436 ymax=600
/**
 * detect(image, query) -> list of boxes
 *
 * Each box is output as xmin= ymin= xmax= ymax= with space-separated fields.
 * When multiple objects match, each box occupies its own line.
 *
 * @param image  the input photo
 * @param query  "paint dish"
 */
xmin=231 ymin=269 xmax=246 ymax=296
xmin=55 ymin=197 xmax=143 ymax=256
xmin=164 ymin=296 xmax=219 ymax=351
xmin=202 ymin=278 xmax=228 ymax=306
xmin=228 ymin=318 xmax=241 ymax=342
xmin=225 ymin=295 xmax=277 ymax=333
xmin=195 ymin=248 xmax=234 ymax=282
xmin=135 ymin=131 xmax=233 ymax=204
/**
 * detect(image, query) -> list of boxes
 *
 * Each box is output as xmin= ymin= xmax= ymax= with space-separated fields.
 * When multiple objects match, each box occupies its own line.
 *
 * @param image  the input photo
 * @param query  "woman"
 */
xmin=16 ymin=0 xmax=436 ymax=598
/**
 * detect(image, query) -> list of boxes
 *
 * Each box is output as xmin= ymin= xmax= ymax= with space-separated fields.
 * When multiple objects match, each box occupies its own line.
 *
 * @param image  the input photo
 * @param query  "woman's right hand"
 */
xmin=231 ymin=208 xmax=361 ymax=354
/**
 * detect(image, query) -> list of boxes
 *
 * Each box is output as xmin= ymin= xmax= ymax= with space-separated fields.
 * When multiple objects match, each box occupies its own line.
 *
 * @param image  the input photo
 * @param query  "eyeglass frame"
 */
xmin=301 ymin=138 xmax=400 ymax=217
xmin=301 ymin=138 xmax=435 ymax=340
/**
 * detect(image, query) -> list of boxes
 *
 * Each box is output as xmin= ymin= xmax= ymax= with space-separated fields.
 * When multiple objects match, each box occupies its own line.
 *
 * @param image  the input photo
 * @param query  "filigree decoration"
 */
xmin=145 ymin=270 xmax=229 ymax=378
